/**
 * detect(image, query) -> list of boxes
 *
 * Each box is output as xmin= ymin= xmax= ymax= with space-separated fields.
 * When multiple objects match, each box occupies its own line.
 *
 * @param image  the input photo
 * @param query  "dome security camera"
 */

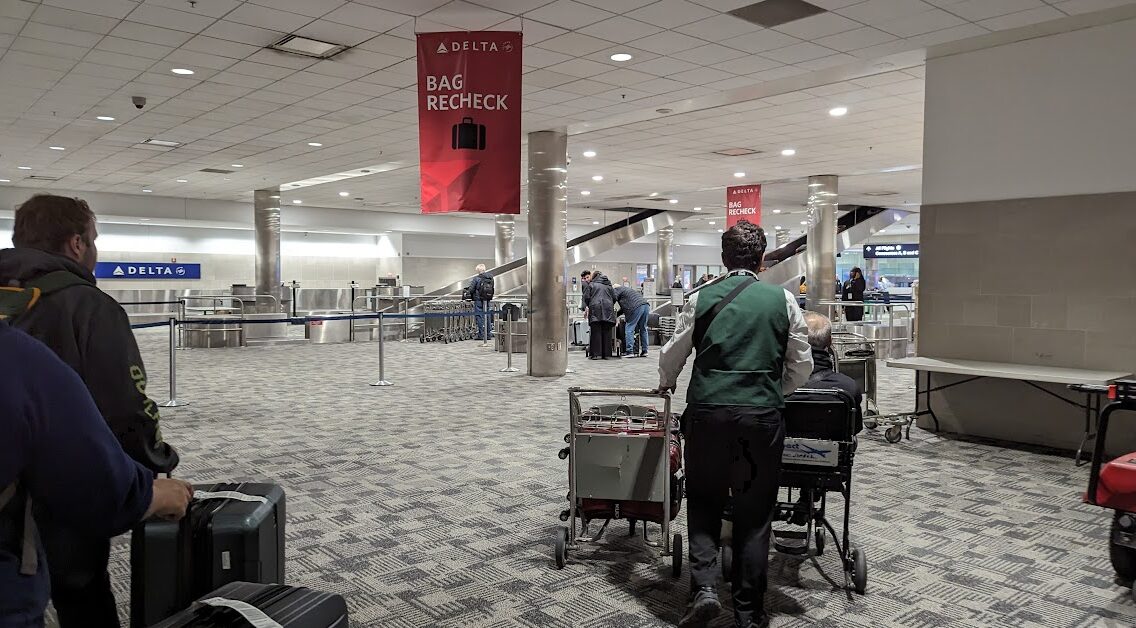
xmin=132 ymin=96 xmax=147 ymax=109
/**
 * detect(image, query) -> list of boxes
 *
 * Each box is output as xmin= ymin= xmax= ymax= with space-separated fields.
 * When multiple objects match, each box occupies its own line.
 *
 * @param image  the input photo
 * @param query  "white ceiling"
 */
xmin=0 ymin=0 xmax=1129 ymax=235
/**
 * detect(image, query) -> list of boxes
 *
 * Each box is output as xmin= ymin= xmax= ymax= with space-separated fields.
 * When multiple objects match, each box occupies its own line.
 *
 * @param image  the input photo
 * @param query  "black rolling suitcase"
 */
xmin=451 ymin=116 xmax=486 ymax=150
xmin=151 ymin=582 xmax=348 ymax=627
xmin=131 ymin=483 xmax=286 ymax=628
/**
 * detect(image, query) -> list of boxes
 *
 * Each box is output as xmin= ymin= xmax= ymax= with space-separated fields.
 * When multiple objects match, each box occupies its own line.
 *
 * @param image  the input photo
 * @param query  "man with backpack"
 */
xmin=0 ymin=194 xmax=180 ymax=627
xmin=466 ymin=263 xmax=495 ymax=342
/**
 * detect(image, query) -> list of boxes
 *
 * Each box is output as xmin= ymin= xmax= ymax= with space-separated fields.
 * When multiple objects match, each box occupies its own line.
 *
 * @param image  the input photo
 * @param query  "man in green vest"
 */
xmin=658 ymin=221 xmax=812 ymax=628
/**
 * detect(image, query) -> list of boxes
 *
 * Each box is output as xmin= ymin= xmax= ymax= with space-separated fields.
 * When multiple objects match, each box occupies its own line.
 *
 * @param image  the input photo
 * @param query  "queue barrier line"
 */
xmin=128 ymin=311 xmax=474 ymax=330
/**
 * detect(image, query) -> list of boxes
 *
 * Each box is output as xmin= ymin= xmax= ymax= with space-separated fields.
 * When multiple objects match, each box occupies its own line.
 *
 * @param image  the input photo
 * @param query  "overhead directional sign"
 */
xmin=862 ymin=243 xmax=919 ymax=259
xmin=95 ymin=262 xmax=201 ymax=279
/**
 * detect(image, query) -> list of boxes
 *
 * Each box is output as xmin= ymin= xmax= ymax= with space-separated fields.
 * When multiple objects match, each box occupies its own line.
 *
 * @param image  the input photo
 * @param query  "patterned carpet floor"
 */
xmin=87 ymin=330 xmax=1136 ymax=627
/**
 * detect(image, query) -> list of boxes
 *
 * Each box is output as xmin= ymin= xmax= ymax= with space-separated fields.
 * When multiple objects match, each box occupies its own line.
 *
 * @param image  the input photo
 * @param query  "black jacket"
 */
xmin=582 ymin=272 xmax=616 ymax=324
xmin=467 ymin=272 xmax=493 ymax=302
xmin=0 ymin=248 xmax=179 ymax=474
xmin=613 ymin=285 xmax=648 ymax=318
xmin=842 ymin=276 xmax=866 ymax=321
xmin=788 ymin=348 xmax=863 ymax=434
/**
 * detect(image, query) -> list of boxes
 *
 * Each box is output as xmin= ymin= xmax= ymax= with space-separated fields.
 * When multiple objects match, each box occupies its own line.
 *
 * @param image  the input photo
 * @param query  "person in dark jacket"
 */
xmin=0 ymin=194 xmax=180 ymax=628
xmin=788 ymin=311 xmax=863 ymax=433
xmin=841 ymin=267 xmax=866 ymax=322
xmin=467 ymin=264 xmax=494 ymax=341
xmin=1 ymin=322 xmax=193 ymax=628
xmin=614 ymin=285 xmax=650 ymax=358
xmin=582 ymin=270 xmax=617 ymax=359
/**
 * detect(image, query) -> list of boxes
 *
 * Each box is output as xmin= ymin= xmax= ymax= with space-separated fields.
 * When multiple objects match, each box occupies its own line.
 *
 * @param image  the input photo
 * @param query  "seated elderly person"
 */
xmin=788 ymin=310 xmax=863 ymax=434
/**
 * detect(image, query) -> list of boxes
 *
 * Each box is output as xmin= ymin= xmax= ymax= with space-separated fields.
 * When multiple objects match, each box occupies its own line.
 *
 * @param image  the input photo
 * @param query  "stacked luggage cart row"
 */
xmin=418 ymin=300 xmax=479 ymax=343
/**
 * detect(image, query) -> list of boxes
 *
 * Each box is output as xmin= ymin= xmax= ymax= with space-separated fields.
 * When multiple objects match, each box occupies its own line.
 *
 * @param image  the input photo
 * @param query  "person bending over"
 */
xmin=614 ymin=284 xmax=650 ymax=358
xmin=0 ymin=322 xmax=192 ymax=628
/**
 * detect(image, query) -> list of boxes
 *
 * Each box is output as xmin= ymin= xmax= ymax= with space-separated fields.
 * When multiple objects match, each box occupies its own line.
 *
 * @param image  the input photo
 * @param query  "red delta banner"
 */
xmin=726 ymin=185 xmax=762 ymax=228
xmin=416 ymin=31 xmax=522 ymax=215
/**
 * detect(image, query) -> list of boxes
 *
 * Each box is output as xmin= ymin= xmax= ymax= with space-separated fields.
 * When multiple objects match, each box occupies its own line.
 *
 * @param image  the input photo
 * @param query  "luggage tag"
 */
xmin=196 ymin=597 xmax=283 ymax=628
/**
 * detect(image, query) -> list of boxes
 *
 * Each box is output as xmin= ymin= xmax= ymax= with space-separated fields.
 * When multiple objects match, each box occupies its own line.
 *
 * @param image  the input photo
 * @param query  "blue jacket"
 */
xmin=0 ymin=323 xmax=153 ymax=628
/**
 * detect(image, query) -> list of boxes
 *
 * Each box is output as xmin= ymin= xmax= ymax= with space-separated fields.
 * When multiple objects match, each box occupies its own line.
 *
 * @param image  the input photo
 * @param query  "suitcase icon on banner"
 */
xmin=452 ymin=116 xmax=486 ymax=150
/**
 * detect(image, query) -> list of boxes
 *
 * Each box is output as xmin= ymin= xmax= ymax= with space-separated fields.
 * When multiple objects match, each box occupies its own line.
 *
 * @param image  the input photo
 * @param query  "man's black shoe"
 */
xmin=678 ymin=586 xmax=721 ymax=627
xmin=750 ymin=612 xmax=771 ymax=628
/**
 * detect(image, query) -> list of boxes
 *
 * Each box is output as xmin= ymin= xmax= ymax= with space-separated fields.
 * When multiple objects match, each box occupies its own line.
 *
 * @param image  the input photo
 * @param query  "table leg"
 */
xmin=1075 ymin=392 xmax=1099 ymax=467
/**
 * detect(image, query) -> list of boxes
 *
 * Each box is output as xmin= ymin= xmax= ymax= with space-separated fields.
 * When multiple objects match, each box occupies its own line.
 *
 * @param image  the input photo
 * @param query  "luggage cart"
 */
xmin=554 ymin=388 xmax=684 ymax=577
xmin=834 ymin=331 xmax=910 ymax=443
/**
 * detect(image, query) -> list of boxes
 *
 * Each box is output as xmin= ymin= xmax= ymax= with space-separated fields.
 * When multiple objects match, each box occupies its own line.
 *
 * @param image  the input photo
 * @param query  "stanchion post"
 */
xmin=370 ymin=311 xmax=393 ymax=387
xmin=158 ymin=317 xmax=187 ymax=407
xmin=501 ymin=309 xmax=519 ymax=373
xmin=480 ymin=300 xmax=490 ymax=347
xmin=565 ymin=305 xmax=576 ymax=374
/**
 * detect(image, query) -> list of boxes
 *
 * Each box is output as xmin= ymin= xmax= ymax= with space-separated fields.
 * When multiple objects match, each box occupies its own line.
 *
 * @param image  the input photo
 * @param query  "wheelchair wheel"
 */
xmin=850 ymin=545 xmax=867 ymax=594
xmin=554 ymin=526 xmax=568 ymax=569
xmin=672 ymin=534 xmax=683 ymax=578
xmin=884 ymin=425 xmax=903 ymax=443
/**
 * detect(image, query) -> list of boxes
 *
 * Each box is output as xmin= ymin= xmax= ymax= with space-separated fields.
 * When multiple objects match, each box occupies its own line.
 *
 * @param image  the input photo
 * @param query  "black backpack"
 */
xmin=476 ymin=275 xmax=494 ymax=301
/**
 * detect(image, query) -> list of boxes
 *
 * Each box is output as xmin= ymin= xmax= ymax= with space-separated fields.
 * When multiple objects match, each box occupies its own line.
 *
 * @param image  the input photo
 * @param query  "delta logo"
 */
xmin=436 ymin=40 xmax=511 ymax=54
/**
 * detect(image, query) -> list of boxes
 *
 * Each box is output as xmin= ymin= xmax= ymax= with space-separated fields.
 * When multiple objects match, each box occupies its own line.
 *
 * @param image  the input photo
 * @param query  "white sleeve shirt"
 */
xmin=658 ymin=286 xmax=813 ymax=396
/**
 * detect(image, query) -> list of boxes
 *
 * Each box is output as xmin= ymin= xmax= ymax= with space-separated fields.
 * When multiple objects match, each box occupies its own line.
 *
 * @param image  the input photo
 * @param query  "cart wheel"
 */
xmin=419 ymin=335 xmax=425 ymax=343
xmin=558 ymin=447 xmax=570 ymax=460
xmin=1110 ymin=513 xmax=1136 ymax=580
xmin=564 ymin=433 xmax=571 ymax=444
xmin=628 ymin=519 xmax=637 ymax=536
xmin=554 ymin=526 xmax=568 ymax=569
xmin=850 ymin=545 xmax=867 ymax=594
xmin=721 ymin=545 xmax=733 ymax=580
xmin=884 ymin=425 xmax=903 ymax=443
xmin=815 ymin=528 xmax=826 ymax=556
xmin=672 ymin=534 xmax=683 ymax=578
xmin=559 ymin=509 xmax=570 ymax=522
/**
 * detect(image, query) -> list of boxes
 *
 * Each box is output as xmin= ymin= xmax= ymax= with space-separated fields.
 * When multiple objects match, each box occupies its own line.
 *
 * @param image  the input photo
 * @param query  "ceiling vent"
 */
xmin=713 ymin=148 xmax=763 ymax=156
xmin=729 ymin=0 xmax=826 ymax=28
xmin=199 ymin=168 xmax=236 ymax=174
xmin=269 ymin=35 xmax=348 ymax=59
xmin=27 ymin=175 xmax=60 ymax=181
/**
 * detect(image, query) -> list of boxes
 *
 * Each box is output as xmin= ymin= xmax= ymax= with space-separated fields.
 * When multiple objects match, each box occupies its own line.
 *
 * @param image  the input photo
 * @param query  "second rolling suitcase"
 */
xmin=131 ymin=482 xmax=286 ymax=628
xmin=150 ymin=581 xmax=348 ymax=628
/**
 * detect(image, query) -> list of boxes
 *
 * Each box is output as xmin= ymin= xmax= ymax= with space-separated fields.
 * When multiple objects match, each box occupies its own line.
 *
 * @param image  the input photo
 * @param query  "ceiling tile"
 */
xmin=774 ymin=11 xmax=863 ymax=39
xmin=109 ymin=20 xmax=194 ymax=47
xmin=761 ymin=41 xmax=837 ymax=63
xmin=538 ymin=31 xmax=614 ymax=55
xmin=526 ymin=0 xmax=613 ymax=29
xmin=30 ymin=5 xmax=119 ymax=34
xmin=126 ymin=4 xmax=215 ymax=33
xmin=295 ymin=19 xmax=381 ymax=47
xmin=713 ymin=54 xmax=783 ymax=74
xmin=43 ymin=0 xmax=138 ymax=20
xmin=201 ymin=20 xmax=284 ymax=47
xmin=545 ymin=57 xmax=613 ymax=78
xmin=630 ymin=55 xmax=702 ymax=76
xmin=1051 ymin=0 xmax=1135 ymax=15
xmin=178 ymin=35 xmax=260 ymax=60
xmin=224 ymin=3 xmax=312 ymax=34
xmin=20 ymin=22 xmax=104 ymax=47
xmin=674 ymin=42 xmax=749 ymax=64
xmin=720 ymin=29 xmax=800 ymax=53
xmin=675 ymin=13 xmax=764 ymax=39
xmin=245 ymin=0 xmax=346 ymax=18
xmin=522 ymin=46 xmax=575 ymax=68
xmin=323 ymin=3 xmax=409 ymax=31
xmin=670 ymin=66 xmax=735 ymax=85
xmin=875 ymin=8 xmax=967 ymax=37
xmin=628 ymin=30 xmax=706 ymax=55
xmin=355 ymin=34 xmax=416 ymax=58
xmin=421 ymin=1 xmax=513 ymax=30
xmin=142 ymin=0 xmax=241 ymax=19
xmin=945 ymin=0 xmax=1048 ymax=20
xmin=835 ymin=0 xmax=936 ymax=22
xmin=978 ymin=5 xmax=1064 ymax=29
xmin=815 ymin=26 xmax=898 ymax=51
xmin=628 ymin=0 xmax=718 ymax=28
xmin=354 ymin=0 xmax=451 ymax=15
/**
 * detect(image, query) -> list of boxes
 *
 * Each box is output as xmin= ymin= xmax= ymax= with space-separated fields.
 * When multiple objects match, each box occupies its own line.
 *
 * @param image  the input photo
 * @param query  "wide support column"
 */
xmin=656 ymin=226 xmax=675 ymax=295
xmin=253 ymin=187 xmax=282 ymax=310
xmin=526 ymin=130 xmax=568 ymax=377
xmin=804 ymin=175 xmax=838 ymax=314
xmin=494 ymin=214 xmax=515 ymax=267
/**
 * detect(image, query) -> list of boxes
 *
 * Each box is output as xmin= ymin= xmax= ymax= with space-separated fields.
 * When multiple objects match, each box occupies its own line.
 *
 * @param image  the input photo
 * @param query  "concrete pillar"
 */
xmin=494 ymin=214 xmax=515 ymax=267
xmin=526 ymin=130 xmax=568 ymax=377
xmin=253 ymin=187 xmax=282 ymax=310
xmin=775 ymin=228 xmax=790 ymax=249
xmin=656 ymin=226 xmax=675 ymax=295
xmin=805 ymin=175 xmax=838 ymax=314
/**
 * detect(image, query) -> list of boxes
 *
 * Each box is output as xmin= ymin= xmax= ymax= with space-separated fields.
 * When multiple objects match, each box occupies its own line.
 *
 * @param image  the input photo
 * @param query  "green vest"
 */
xmin=688 ymin=275 xmax=790 ymax=408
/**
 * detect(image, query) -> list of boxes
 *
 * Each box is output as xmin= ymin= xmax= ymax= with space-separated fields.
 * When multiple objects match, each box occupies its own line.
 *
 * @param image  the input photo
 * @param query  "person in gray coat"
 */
xmin=582 ymin=271 xmax=617 ymax=359
xmin=614 ymin=285 xmax=650 ymax=357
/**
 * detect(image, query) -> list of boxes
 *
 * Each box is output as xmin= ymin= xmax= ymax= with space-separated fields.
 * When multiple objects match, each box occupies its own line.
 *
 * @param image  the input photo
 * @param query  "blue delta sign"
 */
xmin=95 ymin=262 xmax=201 ymax=280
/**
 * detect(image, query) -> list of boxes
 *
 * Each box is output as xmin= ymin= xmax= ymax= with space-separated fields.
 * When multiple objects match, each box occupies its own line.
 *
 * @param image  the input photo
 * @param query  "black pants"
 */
xmin=588 ymin=321 xmax=614 ymax=358
xmin=684 ymin=404 xmax=784 ymax=628
xmin=39 ymin=519 xmax=120 ymax=627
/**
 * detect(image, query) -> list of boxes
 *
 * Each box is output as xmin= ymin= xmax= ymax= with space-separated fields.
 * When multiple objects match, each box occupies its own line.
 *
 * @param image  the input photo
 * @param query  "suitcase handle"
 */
xmin=462 ymin=116 xmax=473 ymax=124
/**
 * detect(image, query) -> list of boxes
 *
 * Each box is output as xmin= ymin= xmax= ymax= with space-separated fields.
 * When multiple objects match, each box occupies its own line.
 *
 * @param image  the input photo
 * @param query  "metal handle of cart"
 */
xmin=1074 ymin=382 xmax=1136 ymax=506
xmin=566 ymin=387 xmax=675 ymax=556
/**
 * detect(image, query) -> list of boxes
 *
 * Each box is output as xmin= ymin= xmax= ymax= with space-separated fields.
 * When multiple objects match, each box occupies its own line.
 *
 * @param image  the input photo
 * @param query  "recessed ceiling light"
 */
xmin=708 ymin=221 xmax=716 ymax=225
xmin=592 ymin=220 xmax=600 ymax=225
xmin=308 ymin=142 xmax=322 ymax=147
xmin=773 ymin=209 xmax=782 ymax=213
xmin=338 ymin=191 xmax=350 ymax=197
xmin=649 ymin=192 xmax=658 ymax=197
xmin=231 ymin=164 xmax=243 ymax=168
xmin=143 ymin=139 xmax=180 ymax=147
xmin=717 ymin=229 xmax=724 ymax=233
xmin=49 ymin=146 xmax=65 ymax=151
xmin=829 ymin=106 xmax=848 ymax=117
xmin=781 ymin=148 xmax=796 ymax=156
xmin=580 ymin=190 xmax=591 ymax=196
xmin=469 ymin=234 xmax=475 ymax=237
xmin=171 ymin=68 xmax=194 ymax=75
xmin=775 ymin=225 xmax=783 ymax=230
xmin=610 ymin=53 xmax=633 ymax=62
xmin=176 ymin=179 xmax=188 ymax=183
xmin=591 ymin=175 xmax=603 ymax=181
xmin=669 ymin=199 xmax=679 ymax=204
xmin=292 ymin=199 xmax=302 ymax=204
xmin=582 ymin=150 xmax=596 ymax=158
xmin=734 ymin=172 xmax=745 ymax=178
xmin=0 ymin=179 xmax=10 ymax=183
xmin=142 ymin=188 xmax=152 ymax=193
xmin=693 ymin=207 xmax=702 ymax=211
xmin=800 ymin=220 xmax=807 ymax=225
xmin=140 ymin=218 xmax=150 ymax=221
xmin=17 ymin=166 xmax=31 ymax=170
xmin=96 ymin=115 xmax=115 ymax=121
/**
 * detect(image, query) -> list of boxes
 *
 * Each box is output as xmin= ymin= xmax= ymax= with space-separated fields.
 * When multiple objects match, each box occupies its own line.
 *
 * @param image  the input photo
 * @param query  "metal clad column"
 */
xmin=494 ymin=214 xmax=516 ymax=267
xmin=775 ymin=228 xmax=790 ymax=249
xmin=656 ymin=226 xmax=675 ymax=295
xmin=253 ymin=187 xmax=282 ymax=307
xmin=527 ymin=130 xmax=568 ymax=377
xmin=805 ymin=175 xmax=838 ymax=314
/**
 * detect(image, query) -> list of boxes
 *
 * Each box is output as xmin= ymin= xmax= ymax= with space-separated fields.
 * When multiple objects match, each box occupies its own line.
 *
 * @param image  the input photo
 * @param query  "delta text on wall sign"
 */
xmin=94 ymin=262 xmax=202 ymax=279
